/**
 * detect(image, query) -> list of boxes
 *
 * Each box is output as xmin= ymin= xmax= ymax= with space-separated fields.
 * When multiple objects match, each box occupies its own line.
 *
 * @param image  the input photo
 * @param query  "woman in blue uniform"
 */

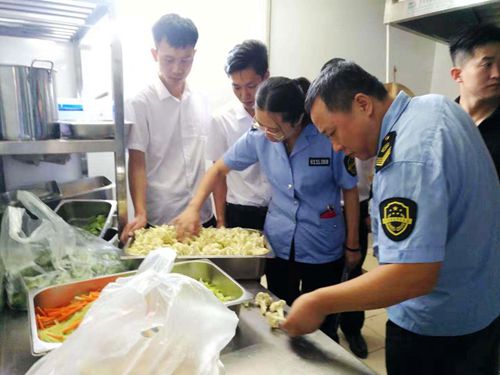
xmin=174 ymin=77 xmax=360 ymax=336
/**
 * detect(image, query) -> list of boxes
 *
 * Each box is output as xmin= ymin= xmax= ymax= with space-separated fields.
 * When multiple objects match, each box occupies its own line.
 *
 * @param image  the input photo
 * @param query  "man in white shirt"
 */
xmin=207 ymin=40 xmax=271 ymax=229
xmin=120 ymin=14 xmax=214 ymax=243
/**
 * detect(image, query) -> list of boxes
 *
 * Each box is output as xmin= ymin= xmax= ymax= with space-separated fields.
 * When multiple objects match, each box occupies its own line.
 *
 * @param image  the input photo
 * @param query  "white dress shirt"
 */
xmin=207 ymin=101 xmax=271 ymax=207
xmin=126 ymin=78 xmax=213 ymax=225
xmin=355 ymin=157 xmax=375 ymax=202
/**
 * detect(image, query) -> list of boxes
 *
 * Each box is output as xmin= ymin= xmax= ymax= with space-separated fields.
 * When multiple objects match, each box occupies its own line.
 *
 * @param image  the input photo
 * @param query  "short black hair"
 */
xmin=306 ymin=60 xmax=388 ymax=113
xmin=320 ymin=57 xmax=346 ymax=72
xmin=256 ymin=76 xmax=311 ymax=126
xmin=449 ymin=24 xmax=500 ymax=66
xmin=152 ymin=13 xmax=198 ymax=48
xmin=225 ymin=40 xmax=268 ymax=77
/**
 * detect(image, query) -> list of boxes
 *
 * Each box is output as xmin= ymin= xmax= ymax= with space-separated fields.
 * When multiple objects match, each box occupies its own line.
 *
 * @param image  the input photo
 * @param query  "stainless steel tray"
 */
xmin=59 ymin=120 xmax=131 ymax=139
xmin=28 ymin=259 xmax=252 ymax=356
xmin=121 ymin=228 xmax=272 ymax=280
xmin=58 ymin=176 xmax=114 ymax=200
xmin=178 ymin=256 xmax=267 ymax=281
xmin=0 ymin=181 xmax=61 ymax=208
xmin=54 ymin=199 xmax=116 ymax=238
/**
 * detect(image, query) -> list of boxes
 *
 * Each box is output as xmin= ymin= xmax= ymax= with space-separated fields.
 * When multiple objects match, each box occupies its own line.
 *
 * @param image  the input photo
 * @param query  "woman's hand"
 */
xmin=120 ymin=213 xmax=147 ymax=244
xmin=172 ymin=206 xmax=201 ymax=241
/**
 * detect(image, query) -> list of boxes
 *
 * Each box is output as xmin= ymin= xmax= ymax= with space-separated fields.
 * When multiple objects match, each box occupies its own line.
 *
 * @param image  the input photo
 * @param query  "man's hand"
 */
xmin=344 ymin=248 xmax=362 ymax=270
xmin=120 ymin=213 xmax=147 ymax=243
xmin=281 ymin=292 xmax=326 ymax=337
xmin=172 ymin=206 xmax=201 ymax=241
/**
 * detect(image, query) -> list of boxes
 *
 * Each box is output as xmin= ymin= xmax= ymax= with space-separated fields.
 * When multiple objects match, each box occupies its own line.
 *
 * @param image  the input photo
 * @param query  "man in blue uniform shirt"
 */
xmin=282 ymin=61 xmax=500 ymax=375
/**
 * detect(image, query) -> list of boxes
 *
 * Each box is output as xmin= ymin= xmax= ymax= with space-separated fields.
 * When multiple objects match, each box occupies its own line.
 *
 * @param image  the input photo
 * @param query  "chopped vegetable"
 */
xmin=127 ymin=226 xmax=269 ymax=257
xmin=84 ymin=214 xmax=107 ymax=236
xmin=200 ymin=279 xmax=235 ymax=302
xmin=254 ymin=292 xmax=286 ymax=329
xmin=37 ymin=290 xmax=101 ymax=343
xmin=265 ymin=311 xmax=285 ymax=329
xmin=255 ymin=292 xmax=273 ymax=315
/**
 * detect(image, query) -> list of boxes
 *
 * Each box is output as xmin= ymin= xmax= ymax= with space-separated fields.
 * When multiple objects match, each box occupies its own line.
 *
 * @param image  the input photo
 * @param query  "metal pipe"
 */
xmin=108 ymin=0 xmax=127 ymax=233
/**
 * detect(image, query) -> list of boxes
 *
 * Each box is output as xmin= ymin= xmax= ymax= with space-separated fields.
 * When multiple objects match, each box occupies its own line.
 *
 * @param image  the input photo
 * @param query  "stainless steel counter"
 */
xmin=0 ymin=282 xmax=376 ymax=375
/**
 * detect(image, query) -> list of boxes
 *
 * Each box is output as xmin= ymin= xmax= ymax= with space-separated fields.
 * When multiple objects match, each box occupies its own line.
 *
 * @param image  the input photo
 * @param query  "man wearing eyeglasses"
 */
xmin=121 ymin=14 xmax=215 ymax=243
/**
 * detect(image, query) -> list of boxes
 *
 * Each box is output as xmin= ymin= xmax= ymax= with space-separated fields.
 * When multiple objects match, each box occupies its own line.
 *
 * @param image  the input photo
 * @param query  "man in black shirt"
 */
xmin=449 ymin=24 xmax=500 ymax=180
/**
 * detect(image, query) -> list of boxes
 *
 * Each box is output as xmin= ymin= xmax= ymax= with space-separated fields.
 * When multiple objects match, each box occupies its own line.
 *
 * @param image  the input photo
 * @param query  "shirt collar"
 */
xmin=154 ymin=76 xmax=191 ymax=101
xmin=378 ymin=91 xmax=411 ymax=150
xmin=235 ymin=102 xmax=253 ymax=121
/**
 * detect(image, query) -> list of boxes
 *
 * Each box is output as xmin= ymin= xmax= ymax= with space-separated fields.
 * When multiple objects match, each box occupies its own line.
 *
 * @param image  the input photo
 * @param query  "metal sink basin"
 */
xmin=54 ymin=199 xmax=116 ymax=238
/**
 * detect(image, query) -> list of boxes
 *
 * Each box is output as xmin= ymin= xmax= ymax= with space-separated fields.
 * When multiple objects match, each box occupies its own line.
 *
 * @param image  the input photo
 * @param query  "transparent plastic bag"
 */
xmin=27 ymin=249 xmax=239 ymax=375
xmin=0 ymin=191 xmax=126 ymax=310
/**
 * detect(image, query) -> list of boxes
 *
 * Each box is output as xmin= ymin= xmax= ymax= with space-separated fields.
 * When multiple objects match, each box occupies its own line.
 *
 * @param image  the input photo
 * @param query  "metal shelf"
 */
xmin=0 ymin=0 xmax=110 ymax=42
xmin=0 ymin=139 xmax=119 ymax=155
xmin=0 ymin=0 xmax=128 ymax=231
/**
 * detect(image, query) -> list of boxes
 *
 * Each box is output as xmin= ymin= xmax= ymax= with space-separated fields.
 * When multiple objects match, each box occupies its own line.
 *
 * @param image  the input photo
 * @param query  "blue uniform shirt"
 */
xmin=224 ymin=123 xmax=358 ymax=263
xmin=372 ymin=92 xmax=500 ymax=336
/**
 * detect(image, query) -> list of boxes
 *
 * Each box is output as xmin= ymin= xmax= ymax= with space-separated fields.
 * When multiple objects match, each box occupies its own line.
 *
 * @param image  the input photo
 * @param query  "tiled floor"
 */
xmin=338 ymin=246 xmax=387 ymax=375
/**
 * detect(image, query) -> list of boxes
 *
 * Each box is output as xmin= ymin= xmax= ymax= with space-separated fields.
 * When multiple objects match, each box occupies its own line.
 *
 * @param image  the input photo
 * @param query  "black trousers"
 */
xmin=340 ymin=199 xmax=370 ymax=336
xmin=265 ymin=242 xmax=344 ymax=337
xmin=225 ymin=203 xmax=267 ymax=230
xmin=386 ymin=316 xmax=500 ymax=375
xmin=202 ymin=216 xmax=217 ymax=228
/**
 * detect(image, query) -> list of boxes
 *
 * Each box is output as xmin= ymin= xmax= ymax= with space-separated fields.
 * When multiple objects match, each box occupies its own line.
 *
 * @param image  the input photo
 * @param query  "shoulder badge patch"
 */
xmin=379 ymin=197 xmax=417 ymax=241
xmin=344 ymin=156 xmax=357 ymax=176
xmin=375 ymin=131 xmax=396 ymax=172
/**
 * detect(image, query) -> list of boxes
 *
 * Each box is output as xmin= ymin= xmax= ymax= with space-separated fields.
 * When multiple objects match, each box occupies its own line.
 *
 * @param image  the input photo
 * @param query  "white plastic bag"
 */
xmin=0 ymin=191 xmax=125 ymax=310
xmin=27 ymin=249 xmax=239 ymax=375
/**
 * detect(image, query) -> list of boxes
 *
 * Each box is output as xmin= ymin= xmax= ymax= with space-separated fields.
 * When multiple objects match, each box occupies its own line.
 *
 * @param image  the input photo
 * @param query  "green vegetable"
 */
xmin=5 ymin=251 xmax=126 ymax=310
xmin=84 ymin=215 xmax=106 ymax=236
xmin=199 ymin=279 xmax=235 ymax=302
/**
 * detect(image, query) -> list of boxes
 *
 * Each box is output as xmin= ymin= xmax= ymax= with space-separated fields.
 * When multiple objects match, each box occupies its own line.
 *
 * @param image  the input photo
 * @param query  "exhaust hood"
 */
xmin=384 ymin=0 xmax=500 ymax=43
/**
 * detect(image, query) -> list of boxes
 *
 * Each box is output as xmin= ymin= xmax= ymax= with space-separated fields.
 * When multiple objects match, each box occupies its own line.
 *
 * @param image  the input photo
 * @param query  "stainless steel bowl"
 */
xmin=28 ymin=259 xmax=252 ymax=356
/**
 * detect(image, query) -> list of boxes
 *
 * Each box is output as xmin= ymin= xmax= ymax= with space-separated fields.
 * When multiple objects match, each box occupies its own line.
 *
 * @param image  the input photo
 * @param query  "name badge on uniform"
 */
xmin=309 ymin=157 xmax=330 ymax=166
xmin=375 ymin=131 xmax=396 ymax=173
xmin=344 ymin=156 xmax=357 ymax=176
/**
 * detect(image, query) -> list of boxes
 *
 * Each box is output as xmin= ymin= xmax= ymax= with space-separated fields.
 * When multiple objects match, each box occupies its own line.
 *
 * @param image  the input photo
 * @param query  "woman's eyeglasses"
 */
xmin=252 ymin=121 xmax=285 ymax=137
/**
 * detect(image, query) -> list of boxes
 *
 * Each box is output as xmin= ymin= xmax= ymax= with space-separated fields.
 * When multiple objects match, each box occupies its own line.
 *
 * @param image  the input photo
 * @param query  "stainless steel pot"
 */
xmin=0 ymin=60 xmax=58 ymax=140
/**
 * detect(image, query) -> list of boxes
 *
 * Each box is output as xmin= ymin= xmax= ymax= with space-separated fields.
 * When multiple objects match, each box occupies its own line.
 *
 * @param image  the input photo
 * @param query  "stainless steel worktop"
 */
xmin=0 ymin=282 xmax=376 ymax=375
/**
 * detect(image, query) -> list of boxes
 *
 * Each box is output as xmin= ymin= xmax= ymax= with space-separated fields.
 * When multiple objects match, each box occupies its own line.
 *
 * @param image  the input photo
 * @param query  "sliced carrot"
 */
xmin=35 ymin=290 xmax=101 ymax=331
xmin=36 ymin=306 xmax=46 ymax=316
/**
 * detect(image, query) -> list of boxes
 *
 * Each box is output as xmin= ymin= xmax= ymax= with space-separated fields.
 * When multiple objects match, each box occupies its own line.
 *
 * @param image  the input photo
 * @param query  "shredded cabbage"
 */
xmin=127 ymin=226 xmax=269 ymax=257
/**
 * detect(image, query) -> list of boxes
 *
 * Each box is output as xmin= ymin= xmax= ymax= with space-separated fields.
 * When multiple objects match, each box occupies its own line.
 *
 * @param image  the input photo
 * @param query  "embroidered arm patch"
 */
xmin=379 ymin=197 xmax=417 ymax=241
xmin=344 ymin=156 xmax=357 ymax=176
